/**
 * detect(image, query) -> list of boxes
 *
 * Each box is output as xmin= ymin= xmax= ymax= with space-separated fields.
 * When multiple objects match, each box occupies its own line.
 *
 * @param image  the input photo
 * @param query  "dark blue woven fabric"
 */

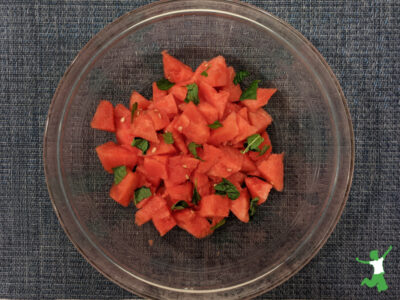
xmin=0 ymin=0 xmax=399 ymax=299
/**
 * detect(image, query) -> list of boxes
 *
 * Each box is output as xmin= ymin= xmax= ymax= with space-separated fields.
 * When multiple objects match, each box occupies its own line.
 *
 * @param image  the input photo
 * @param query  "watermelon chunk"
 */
xmin=175 ymin=102 xmax=210 ymax=144
xmin=208 ymin=112 xmax=239 ymax=145
xmin=248 ymin=108 xmax=273 ymax=133
xmin=91 ymin=100 xmax=115 ymax=132
xmin=207 ymin=146 xmax=243 ymax=178
xmin=230 ymin=188 xmax=250 ymax=223
xmin=143 ymin=156 xmax=168 ymax=180
xmin=167 ymin=182 xmax=193 ymax=202
xmin=152 ymin=81 xmax=168 ymax=101
xmin=197 ymin=101 xmax=219 ymax=124
xmin=152 ymin=204 xmax=176 ymax=236
xmin=148 ymin=134 xmax=177 ymax=156
xmin=245 ymin=176 xmax=273 ymax=205
xmin=109 ymin=169 xmax=140 ymax=207
xmin=173 ymin=209 xmax=211 ymax=238
xmin=169 ymin=85 xmax=187 ymax=102
xmin=146 ymin=109 xmax=169 ymax=131
xmin=195 ymin=56 xmax=229 ymax=87
xmin=198 ymin=194 xmax=230 ymax=218
xmin=241 ymin=88 xmax=277 ymax=112
xmin=96 ymin=141 xmax=138 ymax=173
xmin=221 ymin=66 xmax=243 ymax=102
xmin=232 ymin=112 xmax=258 ymax=144
xmin=135 ymin=196 xmax=166 ymax=226
xmin=130 ymin=91 xmax=151 ymax=110
xmin=154 ymin=93 xmax=178 ymax=118
xmin=248 ymin=132 xmax=272 ymax=161
xmin=130 ymin=113 xmax=159 ymax=143
xmin=167 ymin=155 xmax=199 ymax=185
xmin=162 ymin=50 xmax=194 ymax=83
xmin=198 ymin=81 xmax=228 ymax=119
xmin=257 ymin=153 xmax=284 ymax=191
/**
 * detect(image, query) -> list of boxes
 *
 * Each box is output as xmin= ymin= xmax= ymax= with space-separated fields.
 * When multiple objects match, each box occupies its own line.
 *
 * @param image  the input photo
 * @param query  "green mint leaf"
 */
xmin=163 ymin=132 xmax=174 ymax=144
xmin=131 ymin=138 xmax=149 ymax=154
xmin=192 ymin=182 xmax=201 ymax=205
xmin=184 ymin=83 xmax=199 ymax=105
xmin=233 ymin=70 xmax=250 ymax=85
xmin=156 ymin=78 xmax=174 ymax=90
xmin=240 ymin=80 xmax=260 ymax=101
xmin=259 ymin=145 xmax=270 ymax=156
xmin=208 ymin=120 xmax=223 ymax=129
xmin=200 ymin=66 xmax=211 ymax=77
xmin=130 ymin=102 xmax=138 ymax=124
xmin=211 ymin=218 xmax=226 ymax=231
xmin=241 ymin=134 xmax=264 ymax=154
xmin=134 ymin=186 xmax=152 ymax=205
xmin=249 ymin=197 xmax=259 ymax=217
xmin=188 ymin=142 xmax=202 ymax=160
xmin=112 ymin=166 xmax=127 ymax=185
xmin=214 ymin=178 xmax=240 ymax=200
xmin=171 ymin=200 xmax=189 ymax=211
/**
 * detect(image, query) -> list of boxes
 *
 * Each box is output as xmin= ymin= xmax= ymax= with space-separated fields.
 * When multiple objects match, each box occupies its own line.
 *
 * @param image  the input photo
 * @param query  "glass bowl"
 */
xmin=43 ymin=0 xmax=354 ymax=299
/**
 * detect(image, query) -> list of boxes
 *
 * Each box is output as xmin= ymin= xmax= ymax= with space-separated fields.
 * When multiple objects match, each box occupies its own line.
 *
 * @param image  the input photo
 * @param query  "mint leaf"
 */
xmin=214 ymin=178 xmax=240 ymax=200
xmin=163 ymin=132 xmax=174 ymax=144
xmin=184 ymin=83 xmax=199 ymax=105
xmin=112 ymin=166 xmax=127 ymax=185
xmin=131 ymin=138 xmax=149 ymax=154
xmin=240 ymin=80 xmax=260 ymax=101
xmin=130 ymin=102 xmax=138 ymax=124
xmin=156 ymin=78 xmax=174 ymax=90
xmin=259 ymin=145 xmax=270 ymax=156
xmin=249 ymin=197 xmax=259 ymax=217
xmin=171 ymin=200 xmax=189 ymax=211
xmin=192 ymin=183 xmax=201 ymax=205
xmin=241 ymin=134 xmax=264 ymax=154
xmin=208 ymin=120 xmax=223 ymax=129
xmin=211 ymin=218 xmax=226 ymax=231
xmin=233 ymin=70 xmax=249 ymax=85
xmin=134 ymin=186 xmax=152 ymax=205
xmin=201 ymin=66 xmax=211 ymax=77
xmin=188 ymin=142 xmax=202 ymax=160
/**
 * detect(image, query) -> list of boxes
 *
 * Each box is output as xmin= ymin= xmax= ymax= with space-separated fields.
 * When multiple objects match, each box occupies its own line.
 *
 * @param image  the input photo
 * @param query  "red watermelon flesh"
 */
xmin=91 ymin=100 xmax=115 ymax=132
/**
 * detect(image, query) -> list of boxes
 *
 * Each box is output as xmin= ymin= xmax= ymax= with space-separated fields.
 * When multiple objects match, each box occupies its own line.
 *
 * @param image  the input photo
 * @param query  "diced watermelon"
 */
xmin=130 ymin=113 xmax=159 ymax=143
xmin=165 ymin=116 xmax=188 ymax=154
xmin=167 ymin=155 xmax=199 ymax=185
xmin=230 ymin=188 xmax=250 ymax=223
xmin=237 ymin=107 xmax=249 ymax=121
xmin=154 ymin=93 xmax=178 ymax=117
xmin=190 ymin=171 xmax=211 ymax=197
xmin=152 ymin=81 xmax=168 ymax=101
xmin=248 ymin=108 xmax=273 ymax=133
xmin=152 ymin=204 xmax=176 ymax=236
xmin=241 ymin=88 xmax=277 ymax=112
xmin=249 ymin=131 xmax=272 ymax=161
xmin=257 ymin=153 xmax=284 ymax=191
xmin=96 ymin=141 xmax=138 ymax=173
xmin=146 ymin=109 xmax=169 ymax=131
xmin=198 ymin=194 xmax=230 ymax=217
xmin=175 ymin=102 xmax=210 ymax=144
xmin=109 ymin=169 xmax=140 ymax=207
xmin=195 ymin=56 xmax=229 ymax=87
xmin=227 ymin=172 xmax=246 ymax=186
xmin=221 ymin=66 xmax=242 ymax=102
xmin=148 ymin=134 xmax=177 ymax=156
xmin=169 ymin=85 xmax=187 ymax=102
xmin=90 ymin=100 xmax=115 ymax=132
xmin=130 ymin=91 xmax=151 ymax=110
xmin=143 ymin=156 xmax=168 ymax=180
xmin=114 ymin=104 xmax=131 ymax=131
xmin=135 ymin=196 xmax=167 ymax=226
xmin=197 ymin=144 xmax=223 ymax=174
xmin=173 ymin=209 xmax=211 ymax=238
xmin=136 ymin=164 xmax=161 ymax=188
xmin=198 ymin=81 xmax=228 ymax=118
xmin=242 ymin=153 xmax=258 ymax=172
xmin=167 ymin=182 xmax=193 ymax=202
xmin=208 ymin=112 xmax=239 ymax=145
xmin=197 ymin=101 xmax=219 ymax=124
xmin=207 ymin=146 xmax=243 ymax=178
xmin=162 ymin=51 xmax=194 ymax=83
xmin=245 ymin=176 xmax=273 ymax=205
xmin=232 ymin=112 xmax=258 ymax=144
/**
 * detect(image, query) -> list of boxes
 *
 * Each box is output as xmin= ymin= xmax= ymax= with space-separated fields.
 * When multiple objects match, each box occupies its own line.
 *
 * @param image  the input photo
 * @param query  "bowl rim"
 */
xmin=43 ymin=0 xmax=355 ymax=298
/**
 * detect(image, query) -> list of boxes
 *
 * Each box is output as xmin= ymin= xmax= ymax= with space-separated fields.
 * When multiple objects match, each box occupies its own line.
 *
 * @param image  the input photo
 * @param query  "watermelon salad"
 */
xmin=90 ymin=51 xmax=284 ymax=238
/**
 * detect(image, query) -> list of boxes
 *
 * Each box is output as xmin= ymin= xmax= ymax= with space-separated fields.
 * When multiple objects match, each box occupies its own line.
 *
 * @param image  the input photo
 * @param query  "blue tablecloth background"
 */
xmin=1 ymin=1 xmax=399 ymax=299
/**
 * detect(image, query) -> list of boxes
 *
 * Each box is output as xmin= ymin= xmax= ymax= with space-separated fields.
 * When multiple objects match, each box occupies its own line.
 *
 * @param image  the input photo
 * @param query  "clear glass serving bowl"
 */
xmin=44 ymin=1 xmax=354 ymax=299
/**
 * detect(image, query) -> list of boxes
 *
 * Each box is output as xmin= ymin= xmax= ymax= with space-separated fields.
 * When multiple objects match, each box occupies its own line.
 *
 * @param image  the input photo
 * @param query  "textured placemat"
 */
xmin=0 ymin=0 xmax=398 ymax=299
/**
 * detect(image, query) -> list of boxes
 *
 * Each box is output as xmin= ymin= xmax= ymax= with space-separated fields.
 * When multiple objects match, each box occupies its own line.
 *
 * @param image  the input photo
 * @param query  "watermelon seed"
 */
xmin=177 ymin=126 xmax=183 ymax=132
xmin=151 ymin=147 xmax=157 ymax=153
xmin=158 ymin=113 xmax=162 ymax=119
xmin=185 ymin=174 xmax=189 ymax=180
xmin=227 ymin=168 xmax=232 ymax=172
xmin=182 ymin=164 xmax=188 ymax=169
xmin=120 ymin=117 xmax=125 ymax=123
